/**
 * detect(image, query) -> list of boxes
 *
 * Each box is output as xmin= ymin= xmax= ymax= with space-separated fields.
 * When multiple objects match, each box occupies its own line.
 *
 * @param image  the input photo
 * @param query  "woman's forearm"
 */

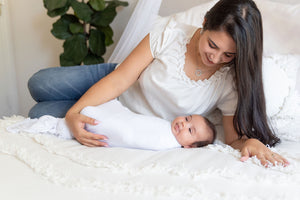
xmin=228 ymin=138 xmax=248 ymax=151
xmin=67 ymin=34 xmax=153 ymax=116
xmin=66 ymin=71 xmax=128 ymax=115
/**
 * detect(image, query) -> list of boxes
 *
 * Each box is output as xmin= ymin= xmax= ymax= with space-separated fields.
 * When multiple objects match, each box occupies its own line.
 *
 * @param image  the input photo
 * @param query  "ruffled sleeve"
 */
xmin=217 ymin=69 xmax=238 ymax=116
xmin=149 ymin=16 xmax=172 ymax=58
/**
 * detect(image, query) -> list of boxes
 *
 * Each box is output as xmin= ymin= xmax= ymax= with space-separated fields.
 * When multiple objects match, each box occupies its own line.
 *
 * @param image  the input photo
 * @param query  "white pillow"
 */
xmin=172 ymin=0 xmax=218 ymax=27
xmin=263 ymin=56 xmax=290 ymax=117
xmin=255 ymin=0 xmax=300 ymax=55
xmin=262 ymin=54 xmax=300 ymax=117
xmin=262 ymin=54 xmax=300 ymax=141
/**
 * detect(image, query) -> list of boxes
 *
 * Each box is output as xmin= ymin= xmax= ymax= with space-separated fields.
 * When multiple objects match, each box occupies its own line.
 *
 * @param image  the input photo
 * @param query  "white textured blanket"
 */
xmin=1 ymin=116 xmax=300 ymax=200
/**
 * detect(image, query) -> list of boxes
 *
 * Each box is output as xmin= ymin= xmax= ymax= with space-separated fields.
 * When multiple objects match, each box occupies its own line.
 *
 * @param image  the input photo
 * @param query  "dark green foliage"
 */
xmin=43 ymin=0 xmax=128 ymax=66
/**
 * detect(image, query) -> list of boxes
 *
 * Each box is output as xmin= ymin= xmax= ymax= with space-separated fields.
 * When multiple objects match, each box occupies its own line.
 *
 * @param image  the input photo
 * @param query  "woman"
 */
xmin=28 ymin=0 xmax=289 ymax=167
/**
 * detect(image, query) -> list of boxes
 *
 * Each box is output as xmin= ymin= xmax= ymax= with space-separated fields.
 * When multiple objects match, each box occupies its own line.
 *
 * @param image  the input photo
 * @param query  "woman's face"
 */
xmin=197 ymin=29 xmax=236 ymax=68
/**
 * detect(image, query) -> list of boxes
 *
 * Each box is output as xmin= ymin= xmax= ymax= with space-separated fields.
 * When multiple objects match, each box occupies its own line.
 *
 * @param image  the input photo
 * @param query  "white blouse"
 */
xmin=119 ymin=17 xmax=237 ymax=121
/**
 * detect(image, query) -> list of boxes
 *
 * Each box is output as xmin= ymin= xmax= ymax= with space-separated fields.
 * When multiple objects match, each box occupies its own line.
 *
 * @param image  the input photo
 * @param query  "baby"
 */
xmin=7 ymin=100 xmax=216 ymax=151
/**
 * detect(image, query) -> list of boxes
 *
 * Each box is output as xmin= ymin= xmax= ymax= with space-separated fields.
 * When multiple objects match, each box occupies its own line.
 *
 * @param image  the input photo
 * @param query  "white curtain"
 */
xmin=0 ymin=0 xmax=19 ymax=117
xmin=108 ymin=0 xmax=163 ymax=63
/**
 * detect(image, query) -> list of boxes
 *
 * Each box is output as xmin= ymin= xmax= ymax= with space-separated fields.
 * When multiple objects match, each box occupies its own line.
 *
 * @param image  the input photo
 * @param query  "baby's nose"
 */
xmin=182 ymin=121 xmax=191 ymax=129
xmin=180 ymin=121 xmax=185 ymax=129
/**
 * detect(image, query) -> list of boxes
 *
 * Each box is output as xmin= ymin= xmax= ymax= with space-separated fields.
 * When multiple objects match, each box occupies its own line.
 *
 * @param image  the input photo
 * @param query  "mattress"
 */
xmin=0 ymin=116 xmax=299 ymax=200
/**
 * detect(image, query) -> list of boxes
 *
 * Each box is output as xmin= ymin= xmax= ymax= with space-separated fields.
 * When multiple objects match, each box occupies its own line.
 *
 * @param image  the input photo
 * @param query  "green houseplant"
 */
xmin=43 ymin=0 xmax=128 ymax=66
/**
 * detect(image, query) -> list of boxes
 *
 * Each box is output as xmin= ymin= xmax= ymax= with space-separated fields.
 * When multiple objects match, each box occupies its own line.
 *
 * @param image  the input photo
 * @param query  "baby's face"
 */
xmin=171 ymin=115 xmax=211 ymax=148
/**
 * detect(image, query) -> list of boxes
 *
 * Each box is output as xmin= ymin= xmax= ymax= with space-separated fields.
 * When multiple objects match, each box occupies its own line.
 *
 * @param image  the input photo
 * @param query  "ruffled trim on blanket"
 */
xmin=1 ymin=116 xmax=300 ymax=200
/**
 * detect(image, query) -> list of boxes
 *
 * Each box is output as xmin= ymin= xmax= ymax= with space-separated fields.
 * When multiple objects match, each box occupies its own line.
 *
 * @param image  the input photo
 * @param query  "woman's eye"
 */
xmin=225 ymin=53 xmax=233 ymax=58
xmin=208 ymin=42 xmax=215 ymax=49
xmin=185 ymin=117 xmax=188 ymax=121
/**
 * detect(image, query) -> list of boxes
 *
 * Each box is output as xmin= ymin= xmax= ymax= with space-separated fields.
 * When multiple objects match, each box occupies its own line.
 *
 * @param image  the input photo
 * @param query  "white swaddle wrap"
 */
xmin=7 ymin=100 xmax=180 ymax=151
xmin=82 ymin=100 xmax=180 ymax=150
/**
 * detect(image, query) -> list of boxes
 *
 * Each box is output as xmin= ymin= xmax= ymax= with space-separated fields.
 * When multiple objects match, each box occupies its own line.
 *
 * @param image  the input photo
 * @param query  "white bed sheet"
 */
xmin=1 ymin=116 xmax=299 ymax=200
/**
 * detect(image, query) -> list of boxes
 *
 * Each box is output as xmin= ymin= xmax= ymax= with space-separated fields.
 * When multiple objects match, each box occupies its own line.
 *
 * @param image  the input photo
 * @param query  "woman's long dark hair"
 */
xmin=203 ymin=0 xmax=280 ymax=146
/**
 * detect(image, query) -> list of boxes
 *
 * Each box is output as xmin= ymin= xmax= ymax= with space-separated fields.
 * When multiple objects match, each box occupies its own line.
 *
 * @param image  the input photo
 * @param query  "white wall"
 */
xmin=0 ymin=0 xmax=19 ymax=117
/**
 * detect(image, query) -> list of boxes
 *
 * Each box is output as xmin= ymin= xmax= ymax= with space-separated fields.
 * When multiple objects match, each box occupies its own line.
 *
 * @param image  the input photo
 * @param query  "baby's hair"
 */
xmin=192 ymin=117 xmax=216 ymax=147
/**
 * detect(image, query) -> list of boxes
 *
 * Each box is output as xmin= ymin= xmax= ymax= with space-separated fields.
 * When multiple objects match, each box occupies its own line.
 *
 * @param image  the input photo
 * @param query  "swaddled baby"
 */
xmin=7 ymin=100 xmax=216 ymax=150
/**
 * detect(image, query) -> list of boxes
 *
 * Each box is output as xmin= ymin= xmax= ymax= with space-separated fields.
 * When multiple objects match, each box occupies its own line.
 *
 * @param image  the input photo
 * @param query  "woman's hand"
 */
xmin=240 ymin=138 xmax=289 ymax=167
xmin=65 ymin=112 xmax=108 ymax=147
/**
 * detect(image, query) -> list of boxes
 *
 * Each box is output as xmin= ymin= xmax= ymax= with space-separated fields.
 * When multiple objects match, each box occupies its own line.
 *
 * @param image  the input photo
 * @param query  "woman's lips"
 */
xmin=206 ymin=54 xmax=214 ymax=64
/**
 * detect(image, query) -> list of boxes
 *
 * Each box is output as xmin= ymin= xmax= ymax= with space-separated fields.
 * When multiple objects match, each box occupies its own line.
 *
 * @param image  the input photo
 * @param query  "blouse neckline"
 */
xmin=176 ymin=29 xmax=231 ymax=86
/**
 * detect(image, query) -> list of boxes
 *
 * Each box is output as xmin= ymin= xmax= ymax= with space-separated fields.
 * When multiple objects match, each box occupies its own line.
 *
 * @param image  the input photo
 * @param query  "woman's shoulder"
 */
xmin=151 ymin=16 xmax=198 ymax=41
xmin=150 ymin=16 xmax=198 ymax=58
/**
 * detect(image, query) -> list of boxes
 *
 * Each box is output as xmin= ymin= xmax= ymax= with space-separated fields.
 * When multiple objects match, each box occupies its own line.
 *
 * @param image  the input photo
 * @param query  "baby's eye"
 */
xmin=189 ymin=128 xmax=192 ymax=133
xmin=187 ymin=115 xmax=192 ymax=121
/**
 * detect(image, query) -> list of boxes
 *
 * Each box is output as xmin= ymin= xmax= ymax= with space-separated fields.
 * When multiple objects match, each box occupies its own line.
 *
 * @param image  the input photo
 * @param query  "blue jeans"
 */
xmin=28 ymin=63 xmax=117 ymax=118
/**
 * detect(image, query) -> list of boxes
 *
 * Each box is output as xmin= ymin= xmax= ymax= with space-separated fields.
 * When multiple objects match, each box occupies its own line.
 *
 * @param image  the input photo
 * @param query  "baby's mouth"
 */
xmin=206 ymin=54 xmax=214 ymax=64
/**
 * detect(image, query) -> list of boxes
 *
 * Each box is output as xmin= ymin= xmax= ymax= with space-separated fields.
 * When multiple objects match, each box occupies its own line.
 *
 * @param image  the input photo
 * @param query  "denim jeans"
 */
xmin=28 ymin=63 xmax=117 ymax=118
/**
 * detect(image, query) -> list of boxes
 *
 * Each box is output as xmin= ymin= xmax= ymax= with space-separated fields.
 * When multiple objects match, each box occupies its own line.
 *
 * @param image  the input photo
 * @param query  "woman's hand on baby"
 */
xmin=65 ymin=112 xmax=108 ymax=147
xmin=240 ymin=138 xmax=289 ymax=167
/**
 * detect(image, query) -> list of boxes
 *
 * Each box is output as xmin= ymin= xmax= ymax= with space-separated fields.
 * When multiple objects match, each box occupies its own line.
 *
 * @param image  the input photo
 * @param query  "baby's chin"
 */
xmin=171 ymin=128 xmax=181 ymax=145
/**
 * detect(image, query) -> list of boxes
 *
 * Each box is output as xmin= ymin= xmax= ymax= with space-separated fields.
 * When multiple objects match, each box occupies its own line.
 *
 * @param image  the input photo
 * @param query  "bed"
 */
xmin=1 ymin=0 xmax=300 ymax=199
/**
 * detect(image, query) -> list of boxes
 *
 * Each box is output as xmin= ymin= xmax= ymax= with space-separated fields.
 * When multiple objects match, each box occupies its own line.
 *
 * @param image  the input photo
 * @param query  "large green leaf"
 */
xmin=100 ymin=26 xmax=113 ymax=46
xmin=69 ymin=23 xmax=84 ymax=34
xmin=51 ymin=15 xmax=78 ymax=39
xmin=63 ymin=34 xmax=88 ymax=64
xmin=60 ymin=53 xmax=80 ymax=66
xmin=89 ymin=29 xmax=106 ymax=56
xmin=107 ymin=0 xmax=129 ymax=7
xmin=47 ymin=6 xmax=69 ymax=17
xmin=43 ymin=0 xmax=68 ymax=11
xmin=83 ymin=52 xmax=104 ymax=65
xmin=71 ymin=1 xmax=94 ymax=22
xmin=89 ymin=0 xmax=106 ymax=11
xmin=91 ymin=5 xmax=116 ymax=27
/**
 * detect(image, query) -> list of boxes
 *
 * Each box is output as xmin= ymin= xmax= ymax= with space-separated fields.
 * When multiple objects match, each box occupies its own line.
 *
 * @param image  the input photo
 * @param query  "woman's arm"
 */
xmin=223 ymin=116 xmax=289 ymax=167
xmin=65 ymin=34 xmax=154 ymax=147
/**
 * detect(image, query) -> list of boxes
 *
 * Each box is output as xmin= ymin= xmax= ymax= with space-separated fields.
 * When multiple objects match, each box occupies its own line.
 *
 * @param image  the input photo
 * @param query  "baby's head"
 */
xmin=171 ymin=115 xmax=216 ymax=148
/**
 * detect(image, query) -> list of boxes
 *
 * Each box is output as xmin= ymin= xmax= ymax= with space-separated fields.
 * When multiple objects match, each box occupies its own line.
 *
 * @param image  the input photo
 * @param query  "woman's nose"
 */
xmin=210 ymin=53 xmax=222 ymax=64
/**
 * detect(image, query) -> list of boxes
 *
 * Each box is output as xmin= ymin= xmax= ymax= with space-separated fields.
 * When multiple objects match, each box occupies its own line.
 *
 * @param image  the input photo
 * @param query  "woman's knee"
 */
xmin=27 ymin=63 xmax=118 ymax=102
xmin=28 ymin=69 xmax=52 ymax=102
